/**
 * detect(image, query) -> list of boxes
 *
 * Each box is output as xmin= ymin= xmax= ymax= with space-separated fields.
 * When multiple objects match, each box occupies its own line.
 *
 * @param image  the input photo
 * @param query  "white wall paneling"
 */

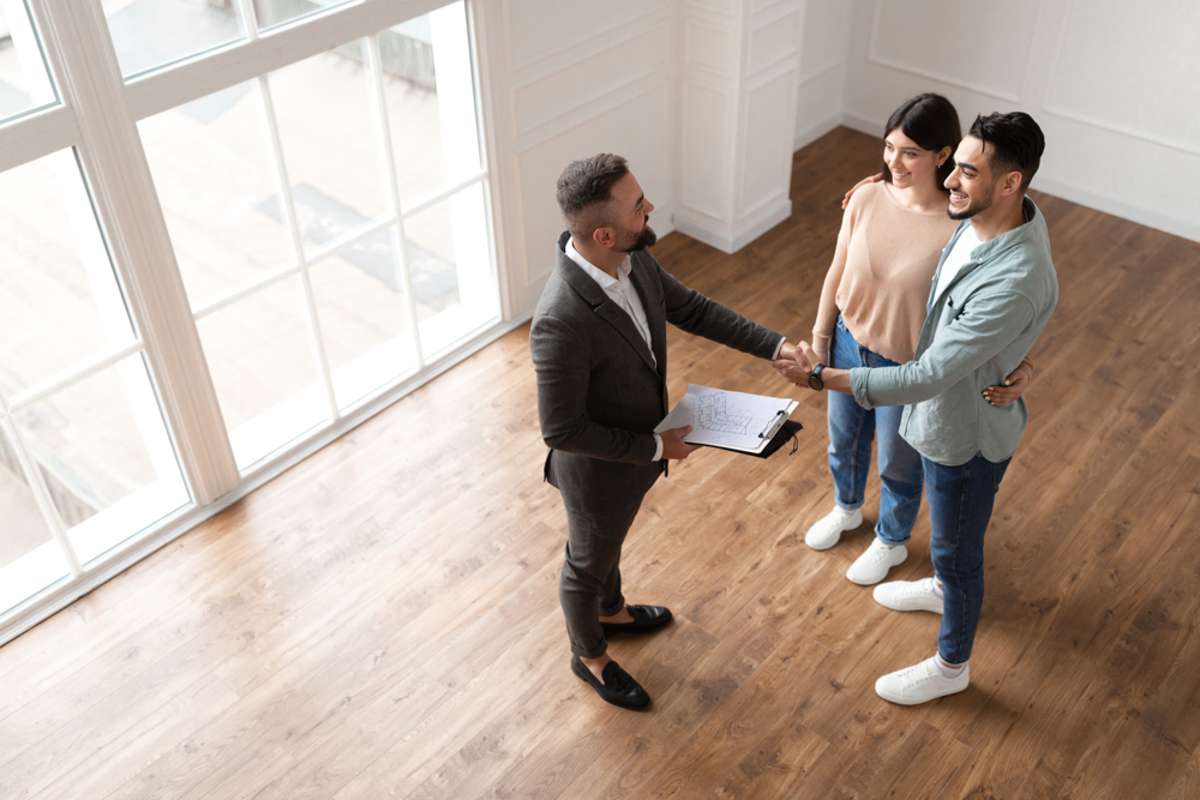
xmin=479 ymin=1 xmax=678 ymax=316
xmin=474 ymin=0 xmax=1199 ymax=321
xmin=676 ymin=0 xmax=802 ymax=253
xmin=792 ymin=0 xmax=851 ymax=149
xmin=840 ymin=0 xmax=1200 ymax=242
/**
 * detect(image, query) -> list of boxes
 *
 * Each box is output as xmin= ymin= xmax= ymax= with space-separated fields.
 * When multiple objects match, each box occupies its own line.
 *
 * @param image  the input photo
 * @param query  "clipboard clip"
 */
xmin=758 ymin=409 xmax=788 ymax=439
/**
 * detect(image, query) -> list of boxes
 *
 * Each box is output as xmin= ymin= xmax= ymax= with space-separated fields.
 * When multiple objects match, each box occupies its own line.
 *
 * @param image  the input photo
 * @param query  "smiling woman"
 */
xmin=802 ymin=94 xmax=965 ymax=586
xmin=0 ymin=0 xmax=501 ymax=644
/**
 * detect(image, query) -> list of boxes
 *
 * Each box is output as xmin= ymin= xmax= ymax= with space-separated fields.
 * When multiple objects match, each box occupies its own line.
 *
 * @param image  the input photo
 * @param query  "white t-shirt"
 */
xmin=933 ymin=223 xmax=981 ymax=303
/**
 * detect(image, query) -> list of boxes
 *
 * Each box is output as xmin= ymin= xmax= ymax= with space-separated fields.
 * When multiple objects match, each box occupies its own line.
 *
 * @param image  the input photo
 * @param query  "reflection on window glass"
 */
xmin=0 ymin=150 xmax=137 ymax=398
xmin=0 ymin=424 xmax=70 ymax=615
xmin=101 ymin=0 xmax=246 ymax=78
xmin=0 ymin=3 xmax=58 ymax=122
xmin=268 ymin=42 xmax=389 ymax=258
xmin=382 ymin=3 xmax=482 ymax=209
xmin=196 ymin=275 xmax=329 ymax=470
xmin=308 ymin=228 xmax=419 ymax=410
xmin=253 ymin=0 xmax=353 ymax=31
xmin=12 ymin=355 xmax=190 ymax=565
xmin=139 ymin=80 xmax=296 ymax=312
xmin=403 ymin=182 xmax=496 ymax=359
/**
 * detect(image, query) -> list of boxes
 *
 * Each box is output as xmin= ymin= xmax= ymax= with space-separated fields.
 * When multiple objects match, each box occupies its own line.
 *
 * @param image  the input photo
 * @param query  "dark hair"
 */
xmin=556 ymin=153 xmax=629 ymax=236
xmin=881 ymin=93 xmax=962 ymax=191
xmin=968 ymin=111 xmax=1045 ymax=191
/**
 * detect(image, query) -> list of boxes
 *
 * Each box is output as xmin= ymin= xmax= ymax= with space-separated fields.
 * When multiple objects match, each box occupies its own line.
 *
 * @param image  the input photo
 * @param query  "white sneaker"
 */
xmin=804 ymin=506 xmax=863 ymax=550
xmin=872 ymin=577 xmax=943 ymax=614
xmin=845 ymin=538 xmax=907 ymax=585
xmin=875 ymin=656 xmax=969 ymax=705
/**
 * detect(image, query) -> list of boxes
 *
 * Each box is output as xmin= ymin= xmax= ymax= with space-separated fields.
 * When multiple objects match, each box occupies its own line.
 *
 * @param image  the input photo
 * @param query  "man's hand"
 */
xmin=983 ymin=362 xmax=1034 ymax=407
xmin=841 ymin=172 xmax=885 ymax=209
xmin=773 ymin=340 xmax=820 ymax=388
xmin=660 ymin=425 xmax=700 ymax=460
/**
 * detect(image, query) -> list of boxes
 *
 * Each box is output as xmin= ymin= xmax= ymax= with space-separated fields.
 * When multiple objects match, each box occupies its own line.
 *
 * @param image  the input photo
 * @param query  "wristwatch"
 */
xmin=808 ymin=363 xmax=826 ymax=391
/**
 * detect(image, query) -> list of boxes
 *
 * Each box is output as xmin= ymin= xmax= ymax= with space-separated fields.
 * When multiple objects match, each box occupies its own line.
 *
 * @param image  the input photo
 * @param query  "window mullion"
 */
xmin=25 ymin=0 xmax=240 ymax=504
xmin=365 ymin=33 xmax=426 ymax=369
xmin=255 ymin=74 xmax=341 ymax=420
xmin=0 ymin=410 xmax=82 ymax=576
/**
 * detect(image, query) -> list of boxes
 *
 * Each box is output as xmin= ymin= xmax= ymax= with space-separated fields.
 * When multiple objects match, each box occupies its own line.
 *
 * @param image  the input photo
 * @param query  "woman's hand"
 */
xmin=841 ymin=173 xmax=885 ymax=209
xmin=983 ymin=361 xmax=1034 ymax=407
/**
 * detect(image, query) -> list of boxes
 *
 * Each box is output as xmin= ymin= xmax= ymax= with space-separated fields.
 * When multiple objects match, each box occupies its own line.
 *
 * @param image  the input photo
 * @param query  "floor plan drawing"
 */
xmin=696 ymin=394 xmax=753 ymax=435
xmin=656 ymin=383 xmax=797 ymax=454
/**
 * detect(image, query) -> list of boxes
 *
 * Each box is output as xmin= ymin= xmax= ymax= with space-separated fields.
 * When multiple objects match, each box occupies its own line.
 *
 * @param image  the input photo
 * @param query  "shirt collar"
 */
xmin=565 ymin=237 xmax=631 ymax=289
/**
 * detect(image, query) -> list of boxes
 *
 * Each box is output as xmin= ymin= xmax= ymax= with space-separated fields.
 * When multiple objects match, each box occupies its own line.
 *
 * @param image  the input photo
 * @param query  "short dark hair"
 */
xmin=556 ymin=153 xmax=629 ymax=237
xmin=968 ymin=111 xmax=1045 ymax=191
xmin=882 ymin=93 xmax=962 ymax=190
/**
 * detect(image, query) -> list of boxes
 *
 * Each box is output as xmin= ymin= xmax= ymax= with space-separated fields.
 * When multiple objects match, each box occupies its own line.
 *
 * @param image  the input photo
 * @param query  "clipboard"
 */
xmin=700 ymin=419 xmax=803 ymax=459
xmin=655 ymin=383 xmax=802 ymax=457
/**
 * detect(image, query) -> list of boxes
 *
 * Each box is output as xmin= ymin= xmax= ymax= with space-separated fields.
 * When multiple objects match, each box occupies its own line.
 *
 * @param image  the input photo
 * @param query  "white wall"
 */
xmin=474 ymin=0 xmax=679 ymax=320
xmin=476 ymin=0 xmax=1200 ymax=322
xmin=839 ymin=0 xmax=1200 ymax=242
xmin=793 ymin=0 xmax=852 ymax=149
xmin=675 ymin=0 xmax=804 ymax=253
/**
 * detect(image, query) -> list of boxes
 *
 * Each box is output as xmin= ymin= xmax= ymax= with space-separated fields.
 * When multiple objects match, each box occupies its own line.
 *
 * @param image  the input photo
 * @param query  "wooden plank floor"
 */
xmin=2 ymin=127 xmax=1198 ymax=799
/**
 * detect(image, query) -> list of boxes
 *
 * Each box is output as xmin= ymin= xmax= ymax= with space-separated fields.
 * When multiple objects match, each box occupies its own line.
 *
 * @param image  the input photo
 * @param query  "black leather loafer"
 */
xmin=600 ymin=604 xmax=674 ymax=636
xmin=570 ymin=655 xmax=651 ymax=710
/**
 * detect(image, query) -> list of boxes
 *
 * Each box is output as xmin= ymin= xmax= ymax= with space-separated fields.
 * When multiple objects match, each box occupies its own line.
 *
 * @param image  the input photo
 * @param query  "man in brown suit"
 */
xmin=531 ymin=154 xmax=795 ymax=709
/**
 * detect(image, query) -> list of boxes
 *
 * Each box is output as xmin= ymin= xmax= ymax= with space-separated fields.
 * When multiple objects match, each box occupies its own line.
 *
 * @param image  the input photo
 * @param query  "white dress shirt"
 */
xmin=565 ymin=238 xmax=786 ymax=461
xmin=565 ymin=238 xmax=664 ymax=460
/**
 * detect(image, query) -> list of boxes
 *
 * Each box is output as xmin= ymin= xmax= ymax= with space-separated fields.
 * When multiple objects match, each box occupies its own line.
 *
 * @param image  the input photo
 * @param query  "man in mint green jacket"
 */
xmin=778 ymin=111 xmax=1058 ymax=705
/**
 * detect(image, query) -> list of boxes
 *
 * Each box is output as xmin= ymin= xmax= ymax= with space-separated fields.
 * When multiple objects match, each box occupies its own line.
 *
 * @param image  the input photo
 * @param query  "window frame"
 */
xmin=0 ymin=0 xmax=510 ymax=645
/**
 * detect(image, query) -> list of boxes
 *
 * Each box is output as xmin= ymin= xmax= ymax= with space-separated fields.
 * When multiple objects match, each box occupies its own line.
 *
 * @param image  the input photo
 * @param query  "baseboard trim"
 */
xmin=673 ymin=197 xmax=792 ymax=254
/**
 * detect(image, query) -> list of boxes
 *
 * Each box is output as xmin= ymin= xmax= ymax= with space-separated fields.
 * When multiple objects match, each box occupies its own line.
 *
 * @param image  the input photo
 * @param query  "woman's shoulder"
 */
xmin=846 ymin=179 xmax=887 ymax=212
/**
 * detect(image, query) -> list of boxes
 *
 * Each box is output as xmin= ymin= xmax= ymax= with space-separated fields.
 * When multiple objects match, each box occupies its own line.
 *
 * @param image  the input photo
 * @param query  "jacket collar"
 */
xmin=556 ymin=231 xmax=659 ymax=374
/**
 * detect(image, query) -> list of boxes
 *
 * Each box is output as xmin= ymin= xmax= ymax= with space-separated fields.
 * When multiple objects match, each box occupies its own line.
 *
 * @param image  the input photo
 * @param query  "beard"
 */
xmin=619 ymin=220 xmax=658 ymax=252
xmin=947 ymin=186 xmax=994 ymax=220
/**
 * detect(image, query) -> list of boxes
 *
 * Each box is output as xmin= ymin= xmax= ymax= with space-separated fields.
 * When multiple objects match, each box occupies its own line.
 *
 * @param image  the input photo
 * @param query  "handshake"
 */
xmin=772 ymin=341 xmax=827 ymax=391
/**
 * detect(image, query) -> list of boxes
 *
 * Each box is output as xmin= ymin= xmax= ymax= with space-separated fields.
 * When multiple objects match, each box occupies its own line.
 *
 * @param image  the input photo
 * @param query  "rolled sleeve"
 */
xmin=850 ymin=290 xmax=1037 ymax=409
xmin=850 ymin=366 xmax=876 ymax=409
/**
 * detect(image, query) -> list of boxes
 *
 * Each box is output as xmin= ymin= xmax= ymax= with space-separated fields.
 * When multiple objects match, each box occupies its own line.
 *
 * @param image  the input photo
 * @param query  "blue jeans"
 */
xmin=827 ymin=316 xmax=923 ymax=545
xmin=924 ymin=453 xmax=1011 ymax=664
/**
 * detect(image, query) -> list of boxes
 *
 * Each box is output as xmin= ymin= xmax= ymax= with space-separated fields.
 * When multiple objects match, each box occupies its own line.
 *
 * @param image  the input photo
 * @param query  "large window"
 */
xmin=0 ymin=0 xmax=500 ymax=643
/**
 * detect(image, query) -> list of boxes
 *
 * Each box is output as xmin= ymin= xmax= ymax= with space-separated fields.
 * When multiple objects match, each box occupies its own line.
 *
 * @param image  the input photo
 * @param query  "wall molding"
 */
xmin=1042 ymin=104 xmax=1200 ymax=159
xmin=746 ymin=52 xmax=801 ymax=90
xmin=865 ymin=2 xmax=1022 ymax=103
xmin=792 ymin=110 xmax=844 ymax=151
xmin=512 ymin=55 xmax=665 ymax=139
xmin=514 ymin=74 xmax=667 ymax=154
xmin=674 ymin=195 xmax=791 ymax=253
xmin=795 ymin=59 xmax=842 ymax=87
xmin=750 ymin=1 xmax=800 ymax=30
xmin=1040 ymin=0 xmax=1199 ymax=158
xmin=507 ymin=8 xmax=673 ymax=90
xmin=501 ymin=0 xmax=670 ymax=75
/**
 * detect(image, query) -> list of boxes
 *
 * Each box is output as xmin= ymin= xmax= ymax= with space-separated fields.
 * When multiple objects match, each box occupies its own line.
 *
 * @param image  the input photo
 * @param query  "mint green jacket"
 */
xmin=850 ymin=197 xmax=1059 ymax=466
